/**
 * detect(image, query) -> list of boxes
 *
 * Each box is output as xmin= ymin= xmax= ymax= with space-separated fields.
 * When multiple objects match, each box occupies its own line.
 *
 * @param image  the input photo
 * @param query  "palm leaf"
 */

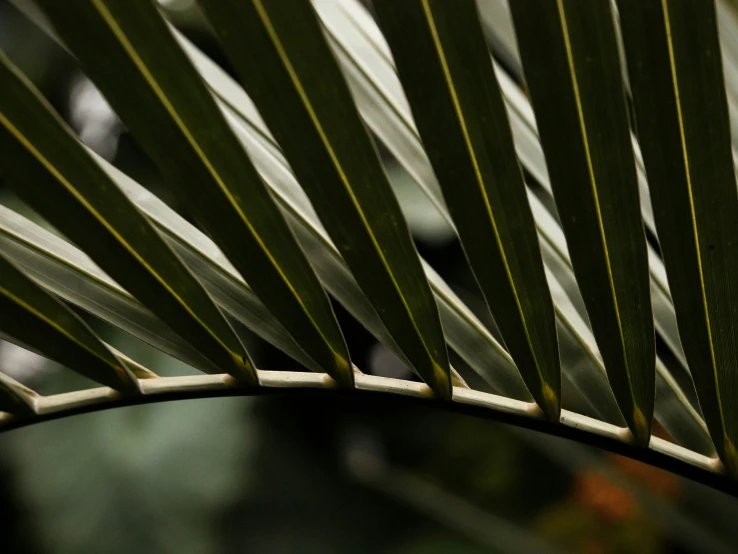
xmin=0 ymin=0 xmax=737 ymax=496
xmin=313 ymin=0 xmax=709 ymax=451
xmin=33 ymin=0 xmax=353 ymax=386
xmin=509 ymin=0 xmax=655 ymax=445
xmin=617 ymin=0 xmax=738 ymax=474
xmin=0 ymin=52 xmax=256 ymax=383
xmin=481 ymin=0 xmax=694 ymax=405
xmin=15 ymin=5 xmax=481 ymax=392
xmin=372 ymin=0 xmax=560 ymax=419
xmin=162 ymin=16 xmax=526 ymax=397
xmin=197 ymin=0 xmax=451 ymax=398
xmin=0 ymin=203 xmax=316 ymax=373
xmin=0 ymin=252 xmax=139 ymax=393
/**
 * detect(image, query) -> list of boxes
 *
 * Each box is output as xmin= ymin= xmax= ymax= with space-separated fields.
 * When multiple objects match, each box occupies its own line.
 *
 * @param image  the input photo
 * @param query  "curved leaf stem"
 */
xmin=0 ymin=370 xmax=730 ymax=496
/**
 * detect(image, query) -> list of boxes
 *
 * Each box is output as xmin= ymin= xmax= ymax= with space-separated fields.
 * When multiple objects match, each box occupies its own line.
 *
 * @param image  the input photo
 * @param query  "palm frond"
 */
xmin=618 ymin=0 xmax=738 ymax=474
xmin=34 ymin=0 xmax=353 ymax=386
xmin=1 ymin=0 xmax=737 ymax=495
xmin=373 ymin=0 xmax=560 ymax=419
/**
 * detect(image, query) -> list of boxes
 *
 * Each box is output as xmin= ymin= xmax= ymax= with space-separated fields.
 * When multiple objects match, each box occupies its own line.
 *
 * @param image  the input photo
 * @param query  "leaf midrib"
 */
xmin=88 ymin=0 xmax=338 ymax=367
xmin=555 ymin=0 xmax=638 ymax=417
xmin=660 ymin=0 xmax=726 ymax=436
xmin=419 ymin=0 xmax=547 ymax=392
xmin=0 ymin=108 xmax=239 ymax=361
xmin=0 ymin=221 xmax=134 ymax=299
xmin=251 ymin=0 xmax=443 ymax=374
xmin=0 ymin=282 xmax=125 ymax=376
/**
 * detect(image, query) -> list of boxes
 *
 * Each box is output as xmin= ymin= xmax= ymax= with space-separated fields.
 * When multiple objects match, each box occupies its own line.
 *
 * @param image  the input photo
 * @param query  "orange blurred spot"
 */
xmin=612 ymin=455 xmax=680 ymax=499
xmin=574 ymin=470 xmax=634 ymax=520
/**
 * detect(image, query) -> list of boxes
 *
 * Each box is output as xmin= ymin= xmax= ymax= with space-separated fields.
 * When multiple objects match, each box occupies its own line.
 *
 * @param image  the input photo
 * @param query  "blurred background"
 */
xmin=2 ymin=1 xmax=738 ymax=552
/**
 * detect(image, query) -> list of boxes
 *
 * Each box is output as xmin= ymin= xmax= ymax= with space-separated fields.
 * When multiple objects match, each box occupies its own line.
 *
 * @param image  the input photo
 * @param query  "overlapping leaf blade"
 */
xmin=0 ymin=0 xmax=724 ymax=484
xmin=95 ymin=156 xmax=323 ymax=373
xmin=617 ymin=0 xmax=738 ymax=472
xmin=0 ymin=206 xmax=216 ymax=374
xmin=476 ymin=0 xmax=696 ymax=407
xmin=0 ymin=253 xmax=139 ymax=393
xmin=0 ymin=0 xmax=712 ymax=460
xmin=372 ymin=0 xmax=560 ymax=419
xmin=5 ymin=2 xmax=481 ymax=391
xmin=0 ymin=203 xmax=318 ymax=374
xmin=0 ymin=52 xmax=257 ymax=384
xmin=311 ymin=0 xmax=712 ymax=453
xmin=314 ymin=0 xmax=607 ymax=411
xmin=166 ymin=26 xmax=523 ymax=396
xmin=509 ymin=0 xmax=655 ymax=444
xmin=197 ymin=0 xmax=451 ymax=397
xmin=33 ymin=0 xmax=352 ymax=386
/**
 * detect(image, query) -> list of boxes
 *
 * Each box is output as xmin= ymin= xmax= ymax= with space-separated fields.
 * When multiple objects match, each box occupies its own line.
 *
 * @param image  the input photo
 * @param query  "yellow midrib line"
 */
xmin=556 ymin=0 xmax=638 ymax=411
xmin=661 ymin=0 xmax=726 ymax=434
xmin=326 ymin=9 xmax=455 ymax=232
xmin=1 ymin=221 xmax=135 ymax=299
xmin=419 ymin=0 xmax=547 ymax=386
xmin=251 ymin=0 xmax=442 ymax=372
xmin=0 ymin=281 xmax=125 ymax=378
xmin=330 ymin=45 xmax=455 ymax=233
xmin=89 ymin=0 xmax=342 ymax=367
xmin=0 ymin=107 xmax=242 ymax=366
